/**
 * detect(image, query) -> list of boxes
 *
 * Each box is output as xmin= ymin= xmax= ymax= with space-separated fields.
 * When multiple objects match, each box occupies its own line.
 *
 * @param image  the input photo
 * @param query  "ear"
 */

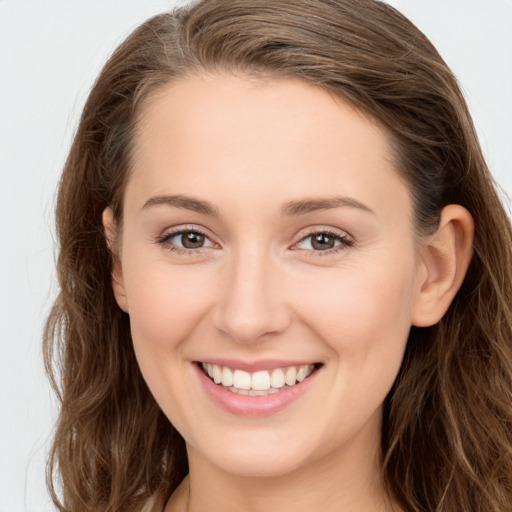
xmin=102 ymin=207 xmax=129 ymax=313
xmin=411 ymin=204 xmax=474 ymax=327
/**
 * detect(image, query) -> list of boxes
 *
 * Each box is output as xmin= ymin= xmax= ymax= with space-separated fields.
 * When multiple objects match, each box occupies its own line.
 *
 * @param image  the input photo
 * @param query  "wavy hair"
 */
xmin=44 ymin=1 xmax=512 ymax=511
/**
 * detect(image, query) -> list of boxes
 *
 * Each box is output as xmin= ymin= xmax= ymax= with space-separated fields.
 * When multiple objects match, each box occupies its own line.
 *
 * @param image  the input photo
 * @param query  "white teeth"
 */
xmin=221 ymin=366 xmax=233 ymax=387
xmin=233 ymin=369 xmax=252 ymax=390
xmin=252 ymin=370 xmax=271 ymax=391
xmin=212 ymin=365 xmax=222 ymax=384
xmin=285 ymin=366 xmax=297 ymax=386
xmin=296 ymin=366 xmax=308 ymax=382
xmin=271 ymin=368 xmax=285 ymax=388
xmin=202 ymin=362 xmax=316 ymax=394
xmin=227 ymin=386 xmax=283 ymax=395
xmin=250 ymin=390 xmax=269 ymax=396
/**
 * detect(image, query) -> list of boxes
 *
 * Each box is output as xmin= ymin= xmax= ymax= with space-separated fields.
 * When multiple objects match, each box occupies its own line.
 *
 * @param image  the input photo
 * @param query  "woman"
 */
xmin=44 ymin=1 xmax=512 ymax=511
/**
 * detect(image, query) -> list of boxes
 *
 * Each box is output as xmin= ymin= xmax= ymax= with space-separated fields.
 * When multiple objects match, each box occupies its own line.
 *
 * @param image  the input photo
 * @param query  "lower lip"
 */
xmin=195 ymin=364 xmax=318 ymax=417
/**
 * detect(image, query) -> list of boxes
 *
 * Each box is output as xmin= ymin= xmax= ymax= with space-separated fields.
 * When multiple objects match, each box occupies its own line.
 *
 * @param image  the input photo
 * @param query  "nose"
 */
xmin=212 ymin=247 xmax=291 ymax=344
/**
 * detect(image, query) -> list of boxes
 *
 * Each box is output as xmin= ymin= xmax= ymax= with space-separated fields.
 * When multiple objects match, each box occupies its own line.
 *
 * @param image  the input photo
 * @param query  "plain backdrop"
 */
xmin=1 ymin=1 xmax=511 ymax=511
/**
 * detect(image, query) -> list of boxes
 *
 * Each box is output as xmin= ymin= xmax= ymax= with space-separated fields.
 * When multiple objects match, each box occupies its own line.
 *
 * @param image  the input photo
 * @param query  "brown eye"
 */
xmin=311 ymin=233 xmax=336 ymax=250
xmin=295 ymin=231 xmax=353 ymax=253
xmin=181 ymin=232 xmax=205 ymax=249
xmin=159 ymin=229 xmax=215 ymax=251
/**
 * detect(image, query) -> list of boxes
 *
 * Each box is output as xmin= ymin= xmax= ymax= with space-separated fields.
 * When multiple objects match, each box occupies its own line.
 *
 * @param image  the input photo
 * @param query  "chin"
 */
xmin=214 ymin=453 xmax=305 ymax=479
xmin=191 ymin=432 xmax=315 ymax=478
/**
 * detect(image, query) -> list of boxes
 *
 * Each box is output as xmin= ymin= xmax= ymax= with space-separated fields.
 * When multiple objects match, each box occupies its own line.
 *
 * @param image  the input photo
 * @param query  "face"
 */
xmin=110 ymin=74 xmax=427 ymax=478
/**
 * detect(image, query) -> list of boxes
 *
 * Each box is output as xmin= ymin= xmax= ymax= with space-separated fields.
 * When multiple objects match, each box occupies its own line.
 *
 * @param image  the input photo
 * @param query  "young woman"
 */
xmin=44 ymin=1 xmax=512 ymax=511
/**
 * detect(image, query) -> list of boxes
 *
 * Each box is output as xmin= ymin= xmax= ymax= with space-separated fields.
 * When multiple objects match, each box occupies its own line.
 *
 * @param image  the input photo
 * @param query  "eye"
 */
xmin=173 ymin=231 xmax=208 ymax=249
xmin=295 ymin=231 xmax=353 ymax=252
xmin=158 ymin=229 xmax=216 ymax=251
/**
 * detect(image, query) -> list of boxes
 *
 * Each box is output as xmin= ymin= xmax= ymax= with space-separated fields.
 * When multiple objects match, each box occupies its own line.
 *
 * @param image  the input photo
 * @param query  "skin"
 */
xmin=104 ymin=74 xmax=474 ymax=512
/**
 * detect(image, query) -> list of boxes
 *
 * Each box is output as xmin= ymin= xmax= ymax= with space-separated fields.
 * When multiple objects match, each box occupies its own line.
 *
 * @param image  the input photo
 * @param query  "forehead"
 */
xmin=135 ymin=73 xmax=388 ymax=161
xmin=128 ymin=73 xmax=411 ymax=221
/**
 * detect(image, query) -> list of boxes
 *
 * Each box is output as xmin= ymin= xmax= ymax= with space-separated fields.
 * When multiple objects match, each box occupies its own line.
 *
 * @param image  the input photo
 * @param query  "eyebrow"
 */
xmin=281 ymin=196 xmax=374 ymax=216
xmin=142 ymin=194 xmax=219 ymax=216
xmin=141 ymin=194 xmax=374 ymax=217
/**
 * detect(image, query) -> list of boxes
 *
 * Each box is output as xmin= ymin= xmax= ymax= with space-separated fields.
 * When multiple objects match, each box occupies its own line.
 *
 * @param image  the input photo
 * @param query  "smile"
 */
xmin=201 ymin=363 xmax=317 ymax=396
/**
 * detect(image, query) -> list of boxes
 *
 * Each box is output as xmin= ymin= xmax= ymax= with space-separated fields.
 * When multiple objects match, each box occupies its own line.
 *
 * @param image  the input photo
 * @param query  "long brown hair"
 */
xmin=44 ymin=1 xmax=512 ymax=511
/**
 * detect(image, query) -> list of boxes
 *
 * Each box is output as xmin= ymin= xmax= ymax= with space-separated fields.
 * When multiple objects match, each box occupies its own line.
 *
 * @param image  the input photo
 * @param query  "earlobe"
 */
xmin=411 ymin=204 xmax=474 ymax=327
xmin=102 ymin=207 xmax=129 ymax=313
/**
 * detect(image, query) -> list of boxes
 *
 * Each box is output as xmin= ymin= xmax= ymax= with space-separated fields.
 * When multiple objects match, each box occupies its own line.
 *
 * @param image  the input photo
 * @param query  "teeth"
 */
xmin=227 ymin=386 xmax=281 ymax=395
xmin=252 ymin=390 xmax=269 ymax=396
xmin=201 ymin=363 xmax=315 ymax=395
xmin=252 ymin=370 xmax=271 ymax=391
xmin=285 ymin=367 xmax=297 ymax=386
xmin=296 ymin=366 xmax=308 ymax=382
xmin=212 ymin=364 xmax=222 ymax=384
xmin=270 ymin=368 xmax=285 ymax=388
xmin=233 ymin=369 xmax=252 ymax=390
xmin=221 ymin=366 xmax=233 ymax=387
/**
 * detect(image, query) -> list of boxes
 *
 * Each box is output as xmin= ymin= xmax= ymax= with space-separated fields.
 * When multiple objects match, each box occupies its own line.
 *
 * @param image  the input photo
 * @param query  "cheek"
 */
xmin=288 ymin=260 xmax=416 ymax=442
xmin=291 ymin=255 xmax=416 ymax=372
xmin=302 ymin=264 xmax=413 ymax=325
xmin=124 ymin=261 xmax=217 ymax=361
xmin=123 ymin=261 xmax=220 ymax=431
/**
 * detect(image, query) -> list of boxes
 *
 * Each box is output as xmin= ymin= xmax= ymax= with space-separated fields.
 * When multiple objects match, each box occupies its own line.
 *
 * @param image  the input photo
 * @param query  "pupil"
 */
xmin=312 ymin=233 xmax=335 ymax=250
xmin=182 ymin=232 xmax=205 ymax=249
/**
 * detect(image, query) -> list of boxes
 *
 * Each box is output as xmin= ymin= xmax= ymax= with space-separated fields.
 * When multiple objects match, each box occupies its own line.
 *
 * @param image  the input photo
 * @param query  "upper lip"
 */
xmin=197 ymin=359 xmax=320 ymax=372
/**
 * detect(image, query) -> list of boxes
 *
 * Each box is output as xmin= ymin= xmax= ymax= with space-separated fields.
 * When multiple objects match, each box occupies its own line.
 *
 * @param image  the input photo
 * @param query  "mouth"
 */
xmin=199 ymin=362 xmax=321 ymax=397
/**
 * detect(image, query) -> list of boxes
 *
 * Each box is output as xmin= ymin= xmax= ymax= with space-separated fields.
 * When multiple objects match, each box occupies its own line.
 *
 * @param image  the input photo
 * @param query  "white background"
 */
xmin=1 ymin=1 xmax=511 ymax=511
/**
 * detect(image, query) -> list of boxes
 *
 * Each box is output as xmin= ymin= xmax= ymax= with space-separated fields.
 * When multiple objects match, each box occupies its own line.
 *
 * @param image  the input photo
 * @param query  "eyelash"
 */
xmin=294 ymin=229 xmax=354 ymax=255
xmin=155 ymin=226 xmax=214 ymax=255
xmin=155 ymin=227 xmax=354 ymax=256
